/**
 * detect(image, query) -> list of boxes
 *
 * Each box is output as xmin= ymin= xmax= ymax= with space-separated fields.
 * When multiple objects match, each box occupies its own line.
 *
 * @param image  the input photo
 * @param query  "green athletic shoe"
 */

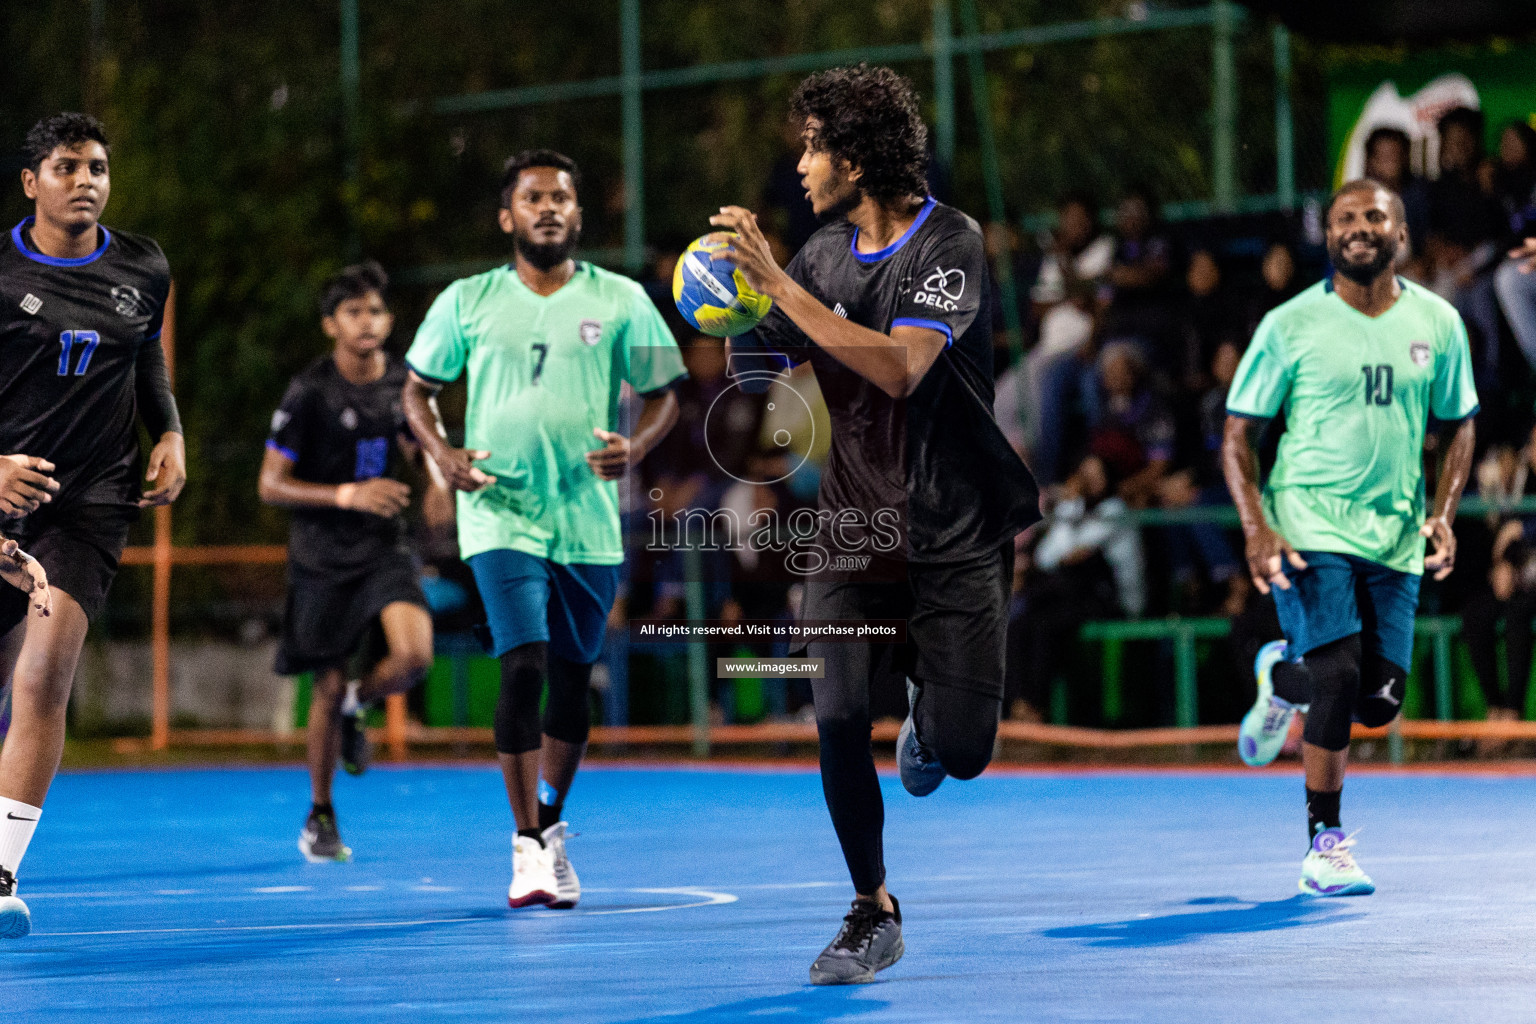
xmin=1299 ymin=828 xmax=1375 ymax=897
xmin=1239 ymin=640 xmax=1300 ymax=767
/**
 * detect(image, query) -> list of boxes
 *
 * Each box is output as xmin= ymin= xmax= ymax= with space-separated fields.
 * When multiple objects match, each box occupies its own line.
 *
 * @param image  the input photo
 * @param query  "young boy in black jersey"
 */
xmin=259 ymin=261 xmax=435 ymax=862
xmin=711 ymin=66 xmax=1041 ymax=984
xmin=0 ymin=113 xmax=187 ymax=939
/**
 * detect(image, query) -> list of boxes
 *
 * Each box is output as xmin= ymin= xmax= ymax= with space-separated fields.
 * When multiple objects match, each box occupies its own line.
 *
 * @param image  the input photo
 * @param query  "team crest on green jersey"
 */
xmin=1409 ymin=341 xmax=1430 ymax=367
xmin=579 ymin=319 xmax=602 ymax=346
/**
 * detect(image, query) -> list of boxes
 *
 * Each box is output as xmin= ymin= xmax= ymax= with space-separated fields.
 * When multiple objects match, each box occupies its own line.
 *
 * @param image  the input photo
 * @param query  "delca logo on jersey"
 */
xmin=912 ymin=267 xmax=965 ymax=312
xmin=111 ymin=284 xmax=149 ymax=319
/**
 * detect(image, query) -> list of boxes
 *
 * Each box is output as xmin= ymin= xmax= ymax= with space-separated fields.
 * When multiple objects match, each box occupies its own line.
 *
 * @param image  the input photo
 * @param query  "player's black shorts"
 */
xmin=0 ymin=502 xmax=137 ymax=632
xmin=797 ymin=542 xmax=1014 ymax=698
xmin=275 ymin=549 xmax=428 ymax=676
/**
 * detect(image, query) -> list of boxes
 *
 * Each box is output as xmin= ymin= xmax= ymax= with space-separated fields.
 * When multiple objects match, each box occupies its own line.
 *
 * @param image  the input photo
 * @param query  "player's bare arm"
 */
xmin=585 ymin=389 xmax=679 ymax=481
xmin=0 ymin=455 xmax=59 ymax=518
xmin=1221 ymin=414 xmax=1306 ymax=594
xmin=138 ymin=431 xmax=186 ymax=508
xmin=709 ymin=205 xmax=945 ymax=398
xmin=258 ymin=444 xmax=409 ymax=519
xmin=1421 ymin=416 xmax=1476 ymax=581
xmin=402 ymin=370 xmax=494 ymax=492
xmin=0 ymin=538 xmax=49 ymax=617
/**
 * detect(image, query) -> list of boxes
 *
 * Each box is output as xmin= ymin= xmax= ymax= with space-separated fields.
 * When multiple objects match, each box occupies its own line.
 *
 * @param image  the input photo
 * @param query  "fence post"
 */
xmin=1210 ymin=0 xmax=1237 ymax=213
xmin=930 ymin=0 xmax=956 ymax=192
xmin=1272 ymin=22 xmax=1295 ymax=210
xmin=340 ymin=0 xmax=361 ymax=260
xmin=1173 ymin=622 xmax=1198 ymax=728
xmin=620 ymin=0 xmax=645 ymax=274
xmin=958 ymin=0 xmax=1023 ymax=359
xmin=1433 ymin=621 xmax=1454 ymax=721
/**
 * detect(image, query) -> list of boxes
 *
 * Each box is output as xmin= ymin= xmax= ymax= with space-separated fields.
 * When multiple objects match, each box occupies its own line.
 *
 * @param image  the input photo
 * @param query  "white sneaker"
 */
xmin=1239 ymin=640 xmax=1301 ymax=767
xmin=0 ymin=868 xmax=30 ymax=938
xmin=509 ymin=834 xmax=558 ymax=908
xmin=543 ymin=822 xmax=580 ymax=909
xmin=1299 ymin=829 xmax=1375 ymax=897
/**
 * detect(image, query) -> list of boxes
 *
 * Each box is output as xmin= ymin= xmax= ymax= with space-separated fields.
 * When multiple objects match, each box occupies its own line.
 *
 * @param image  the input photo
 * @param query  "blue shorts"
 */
xmin=1272 ymin=550 xmax=1421 ymax=669
xmin=468 ymin=550 xmax=621 ymax=663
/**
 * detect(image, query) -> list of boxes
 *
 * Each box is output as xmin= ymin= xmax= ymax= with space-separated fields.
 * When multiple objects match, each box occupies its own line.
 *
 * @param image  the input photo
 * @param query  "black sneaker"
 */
xmin=338 ymin=705 xmax=372 ymax=776
xmin=809 ymin=895 xmax=903 ymax=985
xmin=299 ymin=807 xmax=351 ymax=863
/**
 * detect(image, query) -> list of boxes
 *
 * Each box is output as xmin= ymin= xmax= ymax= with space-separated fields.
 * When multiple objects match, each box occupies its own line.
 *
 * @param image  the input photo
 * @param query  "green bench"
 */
xmin=1077 ymin=614 xmax=1467 ymax=728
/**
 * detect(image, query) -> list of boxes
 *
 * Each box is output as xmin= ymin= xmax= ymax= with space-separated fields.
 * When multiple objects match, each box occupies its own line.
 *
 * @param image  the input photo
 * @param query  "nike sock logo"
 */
xmin=5 ymin=812 xmax=37 ymax=822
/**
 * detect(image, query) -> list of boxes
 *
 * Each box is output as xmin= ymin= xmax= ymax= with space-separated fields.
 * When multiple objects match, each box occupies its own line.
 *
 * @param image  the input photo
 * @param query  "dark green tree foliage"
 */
xmin=1 ymin=0 xmax=1330 ymax=558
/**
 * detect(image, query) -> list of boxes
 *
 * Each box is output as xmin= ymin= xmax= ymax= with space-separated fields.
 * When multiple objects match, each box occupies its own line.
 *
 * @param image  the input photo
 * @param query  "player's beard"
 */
xmin=514 ymin=225 xmax=581 ymax=270
xmin=1328 ymin=231 xmax=1399 ymax=286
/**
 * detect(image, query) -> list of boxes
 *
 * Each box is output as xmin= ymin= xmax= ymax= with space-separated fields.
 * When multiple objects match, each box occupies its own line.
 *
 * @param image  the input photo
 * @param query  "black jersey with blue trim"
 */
xmin=0 ymin=218 xmax=171 ymax=508
xmin=754 ymin=197 xmax=1040 ymax=563
xmin=267 ymin=356 xmax=413 ymax=575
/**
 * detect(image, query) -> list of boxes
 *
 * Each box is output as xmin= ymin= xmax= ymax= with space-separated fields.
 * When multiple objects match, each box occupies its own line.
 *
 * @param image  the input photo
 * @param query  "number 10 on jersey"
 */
xmin=57 ymin=330 xmax=101 ymax=376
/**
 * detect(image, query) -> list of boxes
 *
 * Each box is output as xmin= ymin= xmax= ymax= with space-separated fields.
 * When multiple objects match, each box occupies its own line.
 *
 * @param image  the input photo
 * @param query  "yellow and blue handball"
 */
xmin=672 ymin=233 xmax=773 ymax=337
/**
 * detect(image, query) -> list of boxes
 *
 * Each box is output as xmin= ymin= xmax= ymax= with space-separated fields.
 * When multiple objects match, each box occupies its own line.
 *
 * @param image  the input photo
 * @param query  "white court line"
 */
xmin=32 ymin=888 xmax=738 ymax=936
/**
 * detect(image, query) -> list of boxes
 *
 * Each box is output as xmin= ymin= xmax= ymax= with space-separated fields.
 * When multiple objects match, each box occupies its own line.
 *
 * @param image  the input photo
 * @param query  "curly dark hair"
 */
xmin=23 ymin=112 xmax=109 ymax=172
xmin=790 ymin=64 xmax=929 ymax=203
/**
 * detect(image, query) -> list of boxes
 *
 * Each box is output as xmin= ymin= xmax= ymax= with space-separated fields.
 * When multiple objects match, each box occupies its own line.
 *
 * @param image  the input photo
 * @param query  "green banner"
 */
xmin=1329 ymin=43 xmax=1536 ymax=187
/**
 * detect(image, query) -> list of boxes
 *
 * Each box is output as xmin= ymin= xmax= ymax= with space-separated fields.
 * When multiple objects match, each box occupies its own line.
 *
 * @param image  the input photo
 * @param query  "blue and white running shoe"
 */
xmin=1299 ymin=829 xmax=1375 ymax=897
xmin=1239 ymin=640 xmax=1301 ymax=767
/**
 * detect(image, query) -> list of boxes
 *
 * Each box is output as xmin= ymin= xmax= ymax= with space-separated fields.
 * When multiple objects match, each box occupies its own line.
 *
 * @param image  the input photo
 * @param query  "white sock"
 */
xmin=340 ymin=680 xmax=363 ymax=717
xmin=0 ymin=796 xmax=41 ymax=878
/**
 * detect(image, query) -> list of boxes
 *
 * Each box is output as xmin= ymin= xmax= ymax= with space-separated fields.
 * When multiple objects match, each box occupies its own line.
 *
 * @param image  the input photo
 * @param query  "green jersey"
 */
xmin=406 ymin=262 xmax=686 ymax=564
xmin=1226 ymin=278 xmax=1479 ymax=575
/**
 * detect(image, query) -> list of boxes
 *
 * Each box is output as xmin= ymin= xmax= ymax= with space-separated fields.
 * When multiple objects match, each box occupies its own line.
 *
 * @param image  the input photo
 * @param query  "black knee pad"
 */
xmin=1299 ymin=634 xmax=1362 ymax=752
xmin=1355 ymin=654 xmax=1407 ymax=729
xmin=495 ymin=642 xmax=547 ymax=755
xmin=542 ymin=657 xmax=595 ymax=745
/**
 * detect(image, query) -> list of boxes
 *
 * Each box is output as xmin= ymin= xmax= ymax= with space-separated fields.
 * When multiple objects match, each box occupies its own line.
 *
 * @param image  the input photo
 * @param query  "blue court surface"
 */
xmin=6 ymin=765 xmax=1536 ymax=1023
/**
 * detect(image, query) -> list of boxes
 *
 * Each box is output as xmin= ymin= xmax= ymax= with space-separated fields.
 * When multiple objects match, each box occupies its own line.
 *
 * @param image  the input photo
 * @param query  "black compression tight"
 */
xmin=494 ymin=641 xmax=596 ymax=755
xmin=811 ymin=646 xmax=1000 ymax=894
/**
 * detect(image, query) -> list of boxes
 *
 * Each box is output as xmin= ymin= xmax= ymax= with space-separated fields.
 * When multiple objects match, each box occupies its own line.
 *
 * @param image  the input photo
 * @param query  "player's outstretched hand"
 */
xmin=0 ymin=454 xmax=59 ymax=518
xmin=586 ymin=428 xmax=631 ymax=481
xmin=337 ymin=478 xmax=412 ymax=518
xmin=430 ymin=447 xmax=494 ymax=493
xmin=1509 ymin=237 xmax=1536 ymax=274
xmin=1244 ymin=522 xmax=1308 ymax=595
xmin=0 ymin=539 xmax=49 ymax=617
xmin=139 ymin=433 xmax=187 ymax=508
xmin=1421 ymin=515 xmax=1457 ymax=580
xmin=708 ymin=206 xmax=788 ymax=298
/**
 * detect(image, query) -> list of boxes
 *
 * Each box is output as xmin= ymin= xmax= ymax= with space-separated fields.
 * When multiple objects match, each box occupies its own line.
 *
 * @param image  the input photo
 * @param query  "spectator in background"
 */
xmin=1024 ymin=193 xmax=1113 ymax=483
xmin=1089 ymin=341 xmax=1175 ymax=509
xmin=1462 ymin=427 xmax=1536 ymax=729
xmin=1427 ymin=107 xmax=1504 ymax=390
xmin=1160 ymin=340 xmax=1247 ymax=616
xmin=1008 ymin=453 xmax=1143 ymax=722
xmin=1363 ymin=126 xmax=1431 ymax=266
xmin=1180 ymin=248 xmax=1241 ymax=390
xmin=1238 ymin=241 xmax=1301 ymax=340
xmin=1496 ymin=227 xmax=1536 ymax=374
xmin=1102 ymin=187 xmax=1175 ymax=368
xmin=1490 ymin=120 xmax=1536 ymax=231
